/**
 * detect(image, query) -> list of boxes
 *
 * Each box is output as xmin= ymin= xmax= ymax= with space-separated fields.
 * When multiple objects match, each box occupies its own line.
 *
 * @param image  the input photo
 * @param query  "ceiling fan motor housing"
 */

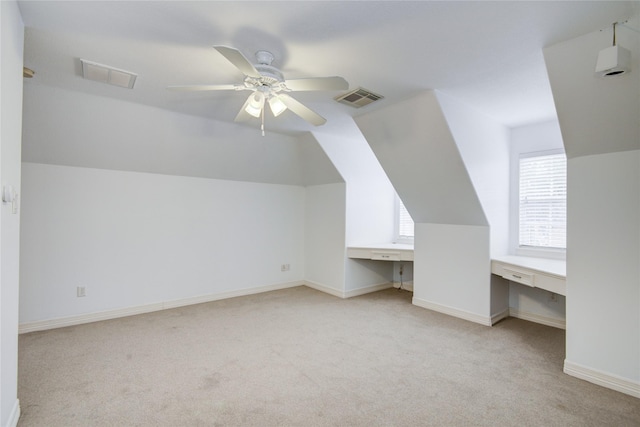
xmin=252 ymin=64 xmax=284 ymax=86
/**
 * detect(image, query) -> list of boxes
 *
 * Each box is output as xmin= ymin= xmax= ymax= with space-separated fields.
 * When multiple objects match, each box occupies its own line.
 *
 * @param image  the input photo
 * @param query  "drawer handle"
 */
xmin=512 ymin=274 xmax=522 ymax=279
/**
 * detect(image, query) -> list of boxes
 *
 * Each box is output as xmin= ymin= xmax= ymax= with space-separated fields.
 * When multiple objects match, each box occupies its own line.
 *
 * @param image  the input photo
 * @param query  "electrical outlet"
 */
xmin=77 ymin=286 xmax=86 ymax=297
xmin=281 ymin=264 xmax=290 ymax=272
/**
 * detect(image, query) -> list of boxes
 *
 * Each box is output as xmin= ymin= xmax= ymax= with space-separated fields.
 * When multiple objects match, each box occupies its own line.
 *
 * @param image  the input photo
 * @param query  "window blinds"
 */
xmin=519 ymin=153 xmax=567 ymax=249
xmin=398 ymin=199 xmax=414 ymax=239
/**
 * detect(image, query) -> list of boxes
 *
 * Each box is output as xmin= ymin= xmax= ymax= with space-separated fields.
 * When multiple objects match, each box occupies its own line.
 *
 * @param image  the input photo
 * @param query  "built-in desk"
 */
xmin=491 ymin=255 xmax=566 ymax=296
xmin=346 ymin=247 xmax=566 ymax=296
xmin=347 ymin=243 xmax=414 ymax=261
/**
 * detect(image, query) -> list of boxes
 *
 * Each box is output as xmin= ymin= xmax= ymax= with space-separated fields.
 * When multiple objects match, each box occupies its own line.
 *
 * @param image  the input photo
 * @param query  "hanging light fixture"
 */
xmin=595 ymin=22 xmax=631 ymax=77
xmin=245 ymin=91 xmax=266 ymax=117
xmin=268 ymin=95 xmax=288 ymax=117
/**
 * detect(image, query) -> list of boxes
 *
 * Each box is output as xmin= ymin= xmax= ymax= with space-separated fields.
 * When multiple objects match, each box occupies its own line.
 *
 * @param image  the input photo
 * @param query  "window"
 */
xmin=395 ymin=196 xmax=414 ymax=243
xmin=518 ymin=151 xmax=566 ymax=250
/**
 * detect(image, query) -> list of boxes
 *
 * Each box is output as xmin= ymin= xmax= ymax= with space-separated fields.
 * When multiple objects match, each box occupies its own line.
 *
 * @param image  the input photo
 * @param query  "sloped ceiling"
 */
xmin=17 ymin=1 xmax=637 ymax=185
xmin=19 ymin=1 xmax=634 ymax=138
xmin=544 ymin=14 xmax=640 ymax=159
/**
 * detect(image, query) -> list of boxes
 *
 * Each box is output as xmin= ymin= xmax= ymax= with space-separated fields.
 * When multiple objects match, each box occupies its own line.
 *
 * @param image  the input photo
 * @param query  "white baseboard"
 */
xmin=303 ymin=280 xmax=345 ymax=298
xmin=491 ymin=308 xmax=510 ymax=325
xmin=509 ymin=308 xmax=566 ymax=330
xmin=412 ymin=297 xmax=492 ymax=326
xmin=304 ymin=280 xmax=393 ymax=299
xmin=5 ymin=399 xmax=19 ymax=427
xmin=564 ymin=360 xmax=640 ymax=398
xmin=19 ymin=281 xmax=304 ymax=334
xmin=343 ymin=282 xmax=393 ymax=298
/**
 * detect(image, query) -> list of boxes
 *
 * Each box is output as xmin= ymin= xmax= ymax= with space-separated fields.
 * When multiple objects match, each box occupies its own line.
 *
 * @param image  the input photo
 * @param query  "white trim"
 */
xmin=5 ymin=399 xmax=20 ymax=427
xmin=564 ymin=360 xmax=640 ymax=398
xmin=343 ymin=282 xmax=394 ymax=298
xmin=412 ymin=297 xmax=492 ymax=326
xmin=303 ymin=280 xmax=344 ymax=298
xmin=509 ymin=308 xmax=566 ymax=330
xmin=19 ymin=281 xmax=304 ymax=334
xmin=491 ymin=308 xmax=510 ymax=325
xmin=304 ymin=280 xmax=393 ymax=299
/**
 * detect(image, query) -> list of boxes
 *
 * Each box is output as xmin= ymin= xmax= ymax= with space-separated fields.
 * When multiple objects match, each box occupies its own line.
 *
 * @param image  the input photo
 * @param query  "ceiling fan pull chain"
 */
xmin=261 ymin=106 xmax=266 ymax=137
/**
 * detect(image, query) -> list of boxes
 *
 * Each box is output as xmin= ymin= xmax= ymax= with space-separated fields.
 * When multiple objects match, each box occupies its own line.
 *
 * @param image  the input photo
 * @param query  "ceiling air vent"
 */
xmin=335 ymin=87 xmax=383 ymax=108
xmin=81 ymin=59 xmax=137 ymax=89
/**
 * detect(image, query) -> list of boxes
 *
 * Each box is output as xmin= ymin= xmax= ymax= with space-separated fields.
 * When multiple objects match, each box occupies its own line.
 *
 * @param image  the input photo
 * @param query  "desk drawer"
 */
xmin=502 ymin=268 xmax=534 ymax=287
xmin=371 ymin=251 xmax=401 ymax=261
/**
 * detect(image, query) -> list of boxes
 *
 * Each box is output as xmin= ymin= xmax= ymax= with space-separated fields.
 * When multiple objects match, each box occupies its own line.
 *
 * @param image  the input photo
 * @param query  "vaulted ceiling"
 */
xmin=18 ymin=1 xmax=635 ymax=138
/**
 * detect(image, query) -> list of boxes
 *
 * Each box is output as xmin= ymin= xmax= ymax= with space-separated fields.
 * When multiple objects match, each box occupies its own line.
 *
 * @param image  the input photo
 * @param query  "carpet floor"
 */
xmin=17 ymin=286 xmax=640 ymax=426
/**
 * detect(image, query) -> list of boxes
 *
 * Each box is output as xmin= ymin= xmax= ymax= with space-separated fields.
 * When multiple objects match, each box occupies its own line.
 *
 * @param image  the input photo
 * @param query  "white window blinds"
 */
xmin=519 ymin=152 xmax=567 ymax=249
xmin=398 ymin=199 xmax=414 ymax=239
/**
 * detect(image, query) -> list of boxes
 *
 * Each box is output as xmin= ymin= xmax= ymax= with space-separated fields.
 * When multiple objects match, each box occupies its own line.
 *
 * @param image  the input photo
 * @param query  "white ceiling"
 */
xmin=18 ymin=1 xmax=636 ymax=136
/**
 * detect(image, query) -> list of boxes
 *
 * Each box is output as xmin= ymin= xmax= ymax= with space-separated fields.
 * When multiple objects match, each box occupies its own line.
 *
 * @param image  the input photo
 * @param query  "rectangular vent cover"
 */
xmin=81 ymin=59 xmax=137 ymax=89
xmin=335 ymin=87 xmax=383 ymax=108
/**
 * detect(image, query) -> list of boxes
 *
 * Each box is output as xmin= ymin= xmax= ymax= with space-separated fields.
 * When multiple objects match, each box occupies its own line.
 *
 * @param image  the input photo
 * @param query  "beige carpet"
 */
xmin=18 ymin=287 xmax=640 ymax=426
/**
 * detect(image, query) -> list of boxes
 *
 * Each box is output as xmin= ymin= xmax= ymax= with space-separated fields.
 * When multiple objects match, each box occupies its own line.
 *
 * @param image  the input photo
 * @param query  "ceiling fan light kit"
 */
xmin=245 ymin=92 xmax=266 ymax=118
xmin=268 ymin=95 xmax=287 ymax=117
xmin=168 ymin=46 xmax=348 ymax=134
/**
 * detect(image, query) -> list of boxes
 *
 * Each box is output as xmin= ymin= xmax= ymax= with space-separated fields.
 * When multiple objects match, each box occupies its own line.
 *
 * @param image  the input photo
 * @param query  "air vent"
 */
xmin=81 ymin=59 xmax=137 ymax=89
xmin=335 ymin=87 xmax=383 ymax=108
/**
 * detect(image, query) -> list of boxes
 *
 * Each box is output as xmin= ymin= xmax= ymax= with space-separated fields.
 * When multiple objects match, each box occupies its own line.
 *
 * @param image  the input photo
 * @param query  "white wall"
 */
xmin=355 ymin=91 xmax=496 ymax=324
xmin=304 ymin=183 xmax=346 ymax=293
xmin=19 ymin=163 xmax=305 ymax=324
xmin=22 ymin=84 xmax=308 ymax=186
xmin=354 ymin=91 xmax=487 ymax=227
xmin=544 ymin=17 xmax=640 ymax=395
xmin=311 ymin=122 xmax=395 ymax=292
xmin=0 ymin=1 xmax=23 ymax=425
xmin=436 ymin=91 xmax=510 ymax=257
xmin=413 ymin=223 xmax=493 ymax=324
xmin=312 ymin=122 xmax=395 ymax=245
xmin=566 ymin=151 xmax=639 ymax=383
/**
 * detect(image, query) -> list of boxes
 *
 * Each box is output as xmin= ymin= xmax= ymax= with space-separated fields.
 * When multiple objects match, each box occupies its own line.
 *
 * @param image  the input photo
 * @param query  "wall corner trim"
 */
xmin=491 ymin=308 xmax=510 ymax=325
xmin=564 ymin=359 xmax=640 ymax=398
xmin=412 ymin=297 xmax=492 ymax=326
xmin=5 ymin=399 xmax=20 ymax=427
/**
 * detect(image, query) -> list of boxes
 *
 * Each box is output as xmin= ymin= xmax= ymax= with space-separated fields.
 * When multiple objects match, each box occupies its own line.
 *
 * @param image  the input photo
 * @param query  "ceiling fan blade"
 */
xmin=284 ymin=76 xmax=348 ymax=92
xmin=214 ymin=46 xmax=261 ymax=78
xmin=166 ymin=84 xmax=243 ymax=92
xmin=277 ymin=94 xmax=326 ymax=126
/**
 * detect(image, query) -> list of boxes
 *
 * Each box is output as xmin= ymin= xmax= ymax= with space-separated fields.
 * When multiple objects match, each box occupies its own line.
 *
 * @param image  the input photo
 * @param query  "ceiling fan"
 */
xmin=168 ymin=46 xmax=349 ymax=134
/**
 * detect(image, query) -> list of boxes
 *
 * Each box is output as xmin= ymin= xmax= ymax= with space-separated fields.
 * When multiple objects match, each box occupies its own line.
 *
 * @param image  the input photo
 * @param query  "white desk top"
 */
xmin=348 ymin=243 xmax=414 ymax=251
xmin=346 ymin=246 xmax=565 ymax=279
xmin=491 ymin=255 xmax=566 ymax=278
